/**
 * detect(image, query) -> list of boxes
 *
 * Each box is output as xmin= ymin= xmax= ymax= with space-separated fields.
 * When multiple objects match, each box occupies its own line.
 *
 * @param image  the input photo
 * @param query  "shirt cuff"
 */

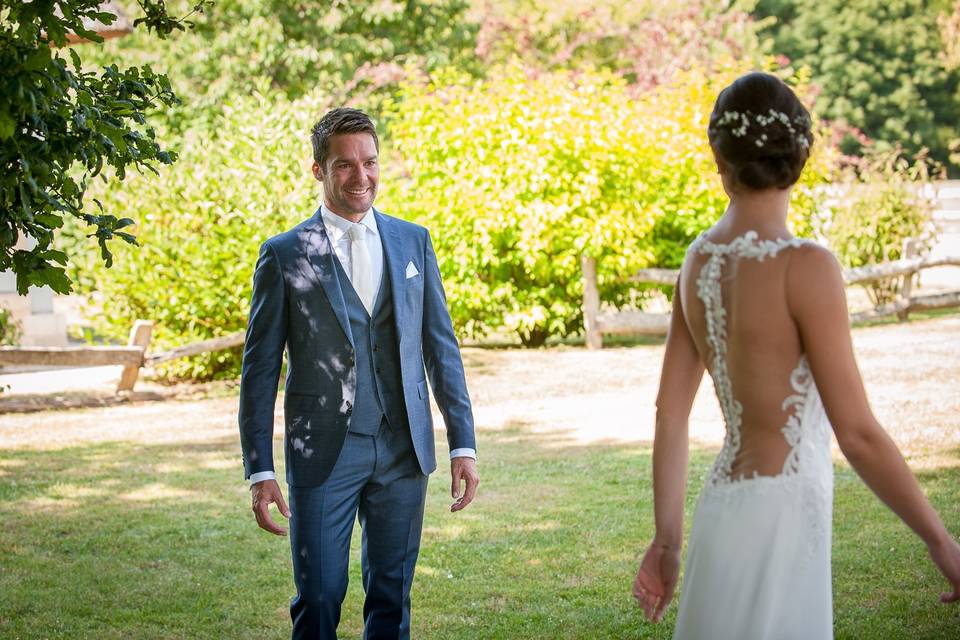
xmin=248 ymin=470 xmax=276 ymax=486
xmin=449 ymin=448 xmax=476 ymax=460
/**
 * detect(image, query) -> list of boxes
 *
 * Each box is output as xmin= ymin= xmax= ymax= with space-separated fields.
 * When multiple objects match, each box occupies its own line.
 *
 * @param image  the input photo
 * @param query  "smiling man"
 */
xmin=238 ymin=107 xmax=479 ymax=640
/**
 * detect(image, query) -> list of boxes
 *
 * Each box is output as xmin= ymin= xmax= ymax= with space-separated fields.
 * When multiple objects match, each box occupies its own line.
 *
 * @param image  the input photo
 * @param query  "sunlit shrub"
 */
xmin=382 ymin=62 xmax=835 ymax=345
xmin=823 ymin=150 xmax=941 ymax=305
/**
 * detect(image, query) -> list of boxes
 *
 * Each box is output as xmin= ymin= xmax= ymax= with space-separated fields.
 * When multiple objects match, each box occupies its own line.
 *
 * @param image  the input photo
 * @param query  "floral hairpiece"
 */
xmin=712 ymin=109 xmax=811 ymax=149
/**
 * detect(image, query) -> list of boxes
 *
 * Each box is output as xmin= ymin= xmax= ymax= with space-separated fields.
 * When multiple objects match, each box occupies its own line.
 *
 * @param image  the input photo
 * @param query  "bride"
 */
xmin=632 ymin=71 xmax=960 ymax=639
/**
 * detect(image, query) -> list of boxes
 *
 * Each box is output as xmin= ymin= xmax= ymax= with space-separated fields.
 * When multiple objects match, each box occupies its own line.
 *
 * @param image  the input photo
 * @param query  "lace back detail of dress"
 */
xmin=691 ymin=231 xmax=812 ymax=488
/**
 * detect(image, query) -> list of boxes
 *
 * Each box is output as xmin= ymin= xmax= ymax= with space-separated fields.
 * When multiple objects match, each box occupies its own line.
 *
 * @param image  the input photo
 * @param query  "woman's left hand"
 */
xmin=633 ymin=541 xmax=681 ymax=623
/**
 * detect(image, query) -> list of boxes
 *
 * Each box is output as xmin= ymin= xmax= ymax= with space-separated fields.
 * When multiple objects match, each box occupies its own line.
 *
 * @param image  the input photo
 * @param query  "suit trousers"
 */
xmin=288 ymin=419 xmax=428 ymax=640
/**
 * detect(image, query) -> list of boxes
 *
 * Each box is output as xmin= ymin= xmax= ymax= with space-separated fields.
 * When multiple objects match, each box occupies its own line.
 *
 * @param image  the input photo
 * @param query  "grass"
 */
xmin=1 ymin=423 xmax=958 ymax=639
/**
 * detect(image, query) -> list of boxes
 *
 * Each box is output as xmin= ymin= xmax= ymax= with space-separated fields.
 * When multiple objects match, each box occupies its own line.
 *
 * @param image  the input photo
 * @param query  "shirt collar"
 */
xmin=320 ymin=204 xmax=378 ymax=243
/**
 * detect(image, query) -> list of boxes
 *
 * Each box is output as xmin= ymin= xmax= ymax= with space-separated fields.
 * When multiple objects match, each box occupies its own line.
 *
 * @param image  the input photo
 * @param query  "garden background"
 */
xmin=1 ymin=0 xmax=960 ymax=638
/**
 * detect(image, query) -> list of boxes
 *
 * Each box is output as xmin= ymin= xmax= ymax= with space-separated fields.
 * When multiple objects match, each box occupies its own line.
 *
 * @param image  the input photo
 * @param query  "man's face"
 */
xmin=313 ymin=133 xmax=379 ymax=217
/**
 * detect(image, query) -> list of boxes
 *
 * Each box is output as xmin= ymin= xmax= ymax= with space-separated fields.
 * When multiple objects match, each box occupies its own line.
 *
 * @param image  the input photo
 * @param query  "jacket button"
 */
xmin=347 ymin=355 xmax=355 ymax=367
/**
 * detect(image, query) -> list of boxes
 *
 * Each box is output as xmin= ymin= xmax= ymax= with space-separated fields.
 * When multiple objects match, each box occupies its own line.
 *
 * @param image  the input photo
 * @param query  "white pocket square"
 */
xmin=405 ymin=261 xmax=420 ymax=279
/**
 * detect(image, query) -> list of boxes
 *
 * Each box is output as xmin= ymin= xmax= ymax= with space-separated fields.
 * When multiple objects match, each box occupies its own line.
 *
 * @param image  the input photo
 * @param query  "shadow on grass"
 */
xmin=0 ymin=425 xmax=958 ymax=639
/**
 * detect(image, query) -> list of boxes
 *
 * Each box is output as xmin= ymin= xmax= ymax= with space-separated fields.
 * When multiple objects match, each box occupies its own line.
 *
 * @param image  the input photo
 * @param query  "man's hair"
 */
xmin=310 ymin=108 xmax=380 ymax=167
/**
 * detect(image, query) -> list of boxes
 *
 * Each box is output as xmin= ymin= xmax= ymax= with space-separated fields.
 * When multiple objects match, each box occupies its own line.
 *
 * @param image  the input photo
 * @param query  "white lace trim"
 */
xmin=780 ymin=356 xmax=814 ymax=475
xmin=692 ymin=231 xmax=809 ymax=487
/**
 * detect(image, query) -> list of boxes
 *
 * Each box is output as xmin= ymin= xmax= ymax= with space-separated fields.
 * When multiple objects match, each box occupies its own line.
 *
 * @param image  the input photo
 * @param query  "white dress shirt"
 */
xmin=248 ymin=206 xmax=474 ymax=485
xmin=321 ymin=205 xmax=384 ymax=300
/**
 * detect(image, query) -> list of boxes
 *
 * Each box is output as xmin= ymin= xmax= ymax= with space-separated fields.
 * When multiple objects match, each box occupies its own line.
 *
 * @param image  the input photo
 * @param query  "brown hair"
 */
xmin=310 ymin=108 xmax=380 ymax=166
xmin=707 ymin=72 xmax=813 ymax=190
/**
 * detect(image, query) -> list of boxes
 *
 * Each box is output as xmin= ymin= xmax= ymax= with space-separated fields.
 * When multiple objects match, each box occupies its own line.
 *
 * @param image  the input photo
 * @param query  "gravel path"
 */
xmin=1 ymin=316 xmax=958 ymax=469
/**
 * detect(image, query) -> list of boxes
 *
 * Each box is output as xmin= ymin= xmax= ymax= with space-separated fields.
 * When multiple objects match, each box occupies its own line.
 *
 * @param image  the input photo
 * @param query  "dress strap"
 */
xmin=694 ymin=231 xmax=807 ymax=260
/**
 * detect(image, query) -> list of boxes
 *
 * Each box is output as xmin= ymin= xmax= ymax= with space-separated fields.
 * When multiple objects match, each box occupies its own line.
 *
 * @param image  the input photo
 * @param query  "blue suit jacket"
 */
xmin=238 ymin=208 xmax=476 ymax=487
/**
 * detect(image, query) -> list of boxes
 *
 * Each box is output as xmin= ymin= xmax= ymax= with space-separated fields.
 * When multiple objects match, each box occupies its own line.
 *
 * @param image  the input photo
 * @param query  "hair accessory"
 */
xmin=712 ymin=109 xmax=810 ymax=149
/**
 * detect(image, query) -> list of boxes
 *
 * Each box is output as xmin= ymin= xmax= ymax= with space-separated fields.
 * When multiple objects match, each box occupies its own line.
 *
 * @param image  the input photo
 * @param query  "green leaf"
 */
xmin=40 ymin=250 xmax=69 ymax=265
xmin=36 ymin=266 xmax=73 ymax=294
xmin=34 ymin=213 xmax=64 ymax=229
xmin=23 ymin=46 xmax=51 ymax=72
xmin=0 ymin=107 xmax=15 ymax=140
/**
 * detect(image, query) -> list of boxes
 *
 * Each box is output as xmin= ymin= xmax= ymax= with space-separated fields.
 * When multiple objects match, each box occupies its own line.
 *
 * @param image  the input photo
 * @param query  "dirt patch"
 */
xmin=1 ymin=316 xmax=958 ymax=469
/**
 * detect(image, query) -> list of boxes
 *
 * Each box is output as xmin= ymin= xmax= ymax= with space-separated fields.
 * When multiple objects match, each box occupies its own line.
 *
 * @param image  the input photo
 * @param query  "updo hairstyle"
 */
xmin=707 ymin=72 xmax=813 ymax=190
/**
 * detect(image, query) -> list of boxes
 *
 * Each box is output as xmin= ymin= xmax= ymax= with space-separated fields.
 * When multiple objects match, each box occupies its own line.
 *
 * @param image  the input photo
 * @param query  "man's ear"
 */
xmin=311 ymin=161 xmax=323 ymax=181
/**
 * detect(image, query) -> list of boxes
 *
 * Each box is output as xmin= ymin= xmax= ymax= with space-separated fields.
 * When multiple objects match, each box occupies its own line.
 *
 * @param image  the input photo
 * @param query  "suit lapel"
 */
xmin=376 ymin=210 xmax=406 ymax=340
xmin=304 ymin=209 xmax=354 ymax=348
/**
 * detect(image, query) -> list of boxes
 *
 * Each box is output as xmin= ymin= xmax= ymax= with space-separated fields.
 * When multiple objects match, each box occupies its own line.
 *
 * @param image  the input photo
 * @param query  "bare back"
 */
xmin=679 ymin=230 xmax=815 ymax=482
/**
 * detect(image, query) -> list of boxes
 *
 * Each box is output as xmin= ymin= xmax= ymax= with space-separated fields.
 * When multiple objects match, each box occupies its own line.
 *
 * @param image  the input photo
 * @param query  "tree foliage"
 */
xmin=941 ymin=1 xmax=960 ymax=70
xmin=475 ymin=0 xmax=763 ymax=92
xmin=83 ymin=0 xmax=480 ymax=129
xmin=754 ymin=0 xmax=960 ymax=174
xmin=0 ymin=0 xmax=197 ymax=295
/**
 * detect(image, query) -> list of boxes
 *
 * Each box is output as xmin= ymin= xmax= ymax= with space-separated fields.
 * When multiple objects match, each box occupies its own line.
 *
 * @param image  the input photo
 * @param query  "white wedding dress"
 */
xmin=673 ymin=232 xmax=835 ymax=640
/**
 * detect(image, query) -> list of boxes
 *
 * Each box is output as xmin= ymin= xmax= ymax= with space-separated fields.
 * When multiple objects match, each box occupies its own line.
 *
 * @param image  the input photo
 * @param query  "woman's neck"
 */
xmin=715 ymin=186 xmax=793 ymax=239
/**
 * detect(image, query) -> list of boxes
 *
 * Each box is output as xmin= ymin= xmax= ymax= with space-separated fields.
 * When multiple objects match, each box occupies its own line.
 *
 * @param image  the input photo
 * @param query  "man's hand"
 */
xmin=250 ymin=479 xmax=291 ymax=536
xmin=450 ymin=457 xmax=479 ymax=513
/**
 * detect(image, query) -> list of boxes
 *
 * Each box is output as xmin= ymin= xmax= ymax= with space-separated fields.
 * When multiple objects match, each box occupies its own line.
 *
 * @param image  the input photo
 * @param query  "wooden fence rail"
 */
xmin=0 ymin=321 xmax=242 ymax=394
xmin=582 ymin=254 xmax=960 ymax=349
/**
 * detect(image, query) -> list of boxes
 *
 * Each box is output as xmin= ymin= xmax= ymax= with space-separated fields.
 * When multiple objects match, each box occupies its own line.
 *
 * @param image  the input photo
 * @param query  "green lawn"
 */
xmin=0 ymin=423 xmax=958 ymax=639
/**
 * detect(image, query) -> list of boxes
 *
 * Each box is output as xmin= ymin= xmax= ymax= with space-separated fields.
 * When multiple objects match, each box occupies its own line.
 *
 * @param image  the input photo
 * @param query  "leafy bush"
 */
xmin=0 ymin=305 xmax=21 ymax=346
xmin=824 ymin=150 xmax=941 ymax=305
xmin=382 ymin=62 xmax=836 ymax=345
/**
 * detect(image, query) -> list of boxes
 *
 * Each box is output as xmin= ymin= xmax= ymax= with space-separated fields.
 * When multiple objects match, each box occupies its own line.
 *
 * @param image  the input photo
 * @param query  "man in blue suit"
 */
xmin=239 ymin=107 xmax=479 ymax=640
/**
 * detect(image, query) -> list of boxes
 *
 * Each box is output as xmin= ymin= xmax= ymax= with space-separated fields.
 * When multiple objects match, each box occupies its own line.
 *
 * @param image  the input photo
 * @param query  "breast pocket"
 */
xmin=405 ymin=272 xmax=423 ymax=297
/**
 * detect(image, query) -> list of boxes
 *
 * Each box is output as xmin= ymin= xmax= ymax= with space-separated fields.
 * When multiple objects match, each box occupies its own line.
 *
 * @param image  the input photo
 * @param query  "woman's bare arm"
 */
xmin=634 ymin=275 xmax=706 ymax=621
xmin=788 ymin=244 xmax=960 ymax=602
xmin=652 ymin=278 xmax=706 ymax=547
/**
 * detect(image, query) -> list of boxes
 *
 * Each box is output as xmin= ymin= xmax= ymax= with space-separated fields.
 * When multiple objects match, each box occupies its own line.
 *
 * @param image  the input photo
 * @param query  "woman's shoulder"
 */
xmin=785 ymin=240 xmax=847 ymax=319
xmin=787 ymin=239 xmax=841 ymax=277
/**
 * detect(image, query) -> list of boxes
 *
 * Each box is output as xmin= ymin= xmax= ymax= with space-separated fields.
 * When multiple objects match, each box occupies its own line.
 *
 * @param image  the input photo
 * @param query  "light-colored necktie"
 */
xmin=348 ymin=224 xmax=375 ymax=314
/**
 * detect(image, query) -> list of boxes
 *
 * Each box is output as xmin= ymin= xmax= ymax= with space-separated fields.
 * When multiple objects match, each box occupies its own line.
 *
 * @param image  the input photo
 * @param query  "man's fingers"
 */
xmin=253 ymin=498 xmax=288 ymax=536
xmin=942 ymin=588 xmax=960 ymax=603
xmin=451 ymin=471 xmax=478 ymax=512
xmin=276 ymin=491 xmax=291 ymax=518
xmin=450 ymin=467 xmax=462 ymax=499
